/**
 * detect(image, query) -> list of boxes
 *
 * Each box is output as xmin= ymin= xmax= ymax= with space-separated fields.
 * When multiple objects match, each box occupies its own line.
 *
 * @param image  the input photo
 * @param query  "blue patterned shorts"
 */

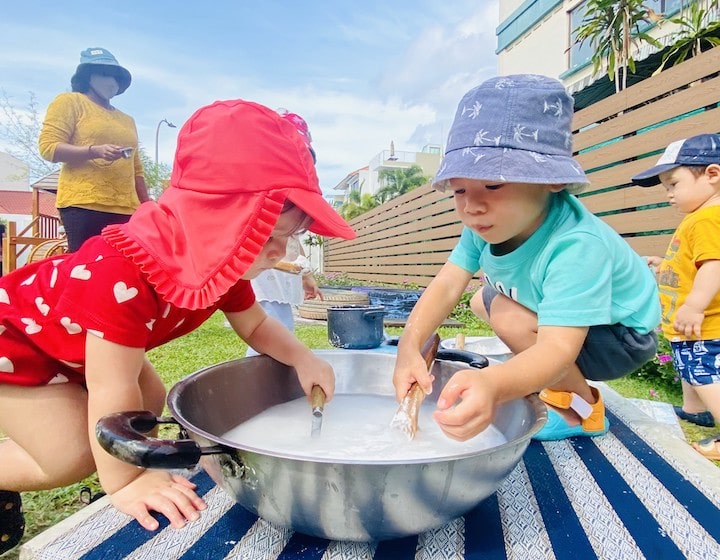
xmin=670 ymin=339 xmax=720 ymax=386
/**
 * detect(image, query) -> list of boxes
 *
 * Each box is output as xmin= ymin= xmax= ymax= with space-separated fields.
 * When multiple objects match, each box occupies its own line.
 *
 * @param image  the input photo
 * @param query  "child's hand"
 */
xmin=110 ymin=470 xmax=207 ymax=531
xmin=393 ymin=349 xmax=435 ymax=402
xmin=673 ymin=303 xmax=704 ymax=338
xmin=294 ymin=354 xmax=335 ymax=401
xmin=645 ymin=255 xmax=663 ymax=268
xmin=433 ymin=369 xmax=499 ymax=441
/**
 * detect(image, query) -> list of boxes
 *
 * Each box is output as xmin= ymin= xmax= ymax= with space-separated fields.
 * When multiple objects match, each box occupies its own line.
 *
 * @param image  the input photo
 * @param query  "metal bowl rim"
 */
xmin=167 ymin=353 xmax=548 ymax=465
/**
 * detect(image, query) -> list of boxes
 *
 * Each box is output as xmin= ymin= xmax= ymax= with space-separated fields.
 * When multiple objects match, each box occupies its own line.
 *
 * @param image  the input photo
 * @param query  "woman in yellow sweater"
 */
xmin=39 ymin=47 xmax=151 ymax=251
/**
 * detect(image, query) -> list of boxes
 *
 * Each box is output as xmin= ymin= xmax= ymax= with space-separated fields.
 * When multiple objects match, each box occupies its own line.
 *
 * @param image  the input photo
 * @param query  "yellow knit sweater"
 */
xmin=39 ymin=92 xmax=144 ymax=213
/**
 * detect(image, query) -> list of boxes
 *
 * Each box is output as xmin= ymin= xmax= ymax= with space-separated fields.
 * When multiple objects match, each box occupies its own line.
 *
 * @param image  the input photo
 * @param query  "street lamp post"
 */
xmin=155 ymin=118 xmax=177 ymax=165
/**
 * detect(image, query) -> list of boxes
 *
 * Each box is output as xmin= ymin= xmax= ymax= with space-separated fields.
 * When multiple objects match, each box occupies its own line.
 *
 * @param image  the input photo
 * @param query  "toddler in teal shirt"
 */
xmin=393 ymin=74 xmax=660 ymax=441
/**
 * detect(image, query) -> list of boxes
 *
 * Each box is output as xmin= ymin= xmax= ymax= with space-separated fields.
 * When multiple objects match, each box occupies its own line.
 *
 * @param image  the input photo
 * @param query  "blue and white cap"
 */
xmin=433 ymin=74 xmax=589 ymax=194
xmin=632 ymin=133 xmax=720 ymax=187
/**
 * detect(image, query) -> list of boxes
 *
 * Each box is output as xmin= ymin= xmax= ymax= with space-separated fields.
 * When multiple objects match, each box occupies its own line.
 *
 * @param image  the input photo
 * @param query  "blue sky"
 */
xmin=0 ymin=1 xmax=499 ymax=191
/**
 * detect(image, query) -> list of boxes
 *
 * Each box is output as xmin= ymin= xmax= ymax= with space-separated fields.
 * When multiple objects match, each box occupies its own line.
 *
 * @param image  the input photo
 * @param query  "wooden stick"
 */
xmin=391 ymin=333 xmax=441 ymax=440
xmin=273 ymin=261 xmax=302 ymax=274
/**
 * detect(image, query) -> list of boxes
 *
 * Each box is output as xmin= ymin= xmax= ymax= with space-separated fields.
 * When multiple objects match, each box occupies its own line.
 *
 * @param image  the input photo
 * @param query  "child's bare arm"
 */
xmin=85 ymin=335 xmax=206 ymax=530
xmin=434 ymin=324 xmax=587 ymax=440
xmin=674 ymin=260 xmax=720 ymax=338
xmin=394 ymin=262 xmax=473 ymax=401
xmin=226 ymin=303 xmax=335 ymax=399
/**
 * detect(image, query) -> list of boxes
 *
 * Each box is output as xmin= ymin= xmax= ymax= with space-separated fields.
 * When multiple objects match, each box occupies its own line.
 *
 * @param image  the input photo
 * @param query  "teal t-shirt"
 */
xmin=448 ymin=190 xmax=660 ymax=333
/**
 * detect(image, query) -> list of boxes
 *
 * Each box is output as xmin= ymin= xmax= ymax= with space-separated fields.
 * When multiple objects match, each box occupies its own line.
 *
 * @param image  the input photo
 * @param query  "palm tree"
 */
xmin=573 ymin=0 xmax=661 ymax=92
xmin=302 ymin=233 xmax=323 ymax=263
xmin=339 ymin=190 xmax=379 ymax=220
xmin=374 ymin=165 xmax=429 ymax=204
xmin=653 ymin=1 xmax=720 ymax=74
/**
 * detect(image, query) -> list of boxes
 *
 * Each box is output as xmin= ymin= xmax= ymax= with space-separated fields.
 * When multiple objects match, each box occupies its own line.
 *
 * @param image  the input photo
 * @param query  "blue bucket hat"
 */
xmin=72 ymin=47 xmax=132 ymax=94
xmin=433 ymin=74 xmax=589 ymax=194
xmin=632 ymin=133 xmax=720 ymax=187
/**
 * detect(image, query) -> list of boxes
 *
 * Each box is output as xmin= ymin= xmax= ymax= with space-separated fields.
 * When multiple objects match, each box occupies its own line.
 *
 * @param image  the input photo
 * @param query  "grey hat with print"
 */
xmin=433 ymin=74 xmax=589 ymax=194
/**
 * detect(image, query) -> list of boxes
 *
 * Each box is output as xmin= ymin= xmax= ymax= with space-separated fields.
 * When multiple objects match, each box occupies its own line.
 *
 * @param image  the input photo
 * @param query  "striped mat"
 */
xmin=25 ymin=398 xmax=720 ymax=560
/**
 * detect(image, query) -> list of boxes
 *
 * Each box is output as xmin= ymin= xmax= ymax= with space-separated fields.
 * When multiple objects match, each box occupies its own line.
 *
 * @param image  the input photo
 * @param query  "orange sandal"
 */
xmin=533 ymin=387 xmax=609 ymax=441
xmin=693 ymin=436 xmax=720 ymax=461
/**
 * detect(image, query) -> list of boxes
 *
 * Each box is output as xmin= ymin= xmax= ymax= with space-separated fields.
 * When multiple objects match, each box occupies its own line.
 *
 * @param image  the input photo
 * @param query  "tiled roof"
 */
xmin=0 ymin=189 xmax=58 ymax=217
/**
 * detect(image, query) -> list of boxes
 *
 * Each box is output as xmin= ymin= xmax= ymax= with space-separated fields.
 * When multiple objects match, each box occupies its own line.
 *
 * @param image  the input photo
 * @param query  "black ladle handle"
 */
xmin=435 ymin=348 xmax=489 ymax=369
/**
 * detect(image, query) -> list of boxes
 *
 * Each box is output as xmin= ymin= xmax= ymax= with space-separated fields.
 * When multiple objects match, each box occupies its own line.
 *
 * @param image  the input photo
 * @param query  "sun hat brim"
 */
xmin=288 ymin=189 xmax=355 ymax=239
xmin=432 ymin=146 xmax=589 ymax=194
xmin=73 ymin=63 xmax=132 ymax=94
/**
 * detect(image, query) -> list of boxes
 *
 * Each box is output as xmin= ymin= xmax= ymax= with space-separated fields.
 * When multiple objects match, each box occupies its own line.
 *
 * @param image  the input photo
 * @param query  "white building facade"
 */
xmin=497 ymin=0 xmax=693 ymax=93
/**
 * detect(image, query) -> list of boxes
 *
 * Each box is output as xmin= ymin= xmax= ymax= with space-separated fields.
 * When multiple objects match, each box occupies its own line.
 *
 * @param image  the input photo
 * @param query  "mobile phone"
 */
xmin=120 ymin=147 xmax=134 ymax=159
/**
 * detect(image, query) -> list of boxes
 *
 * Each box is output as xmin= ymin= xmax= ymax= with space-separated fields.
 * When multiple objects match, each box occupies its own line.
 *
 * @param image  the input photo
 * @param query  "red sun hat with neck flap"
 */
xmin=102 ymin=99 xmax=355 ymax=310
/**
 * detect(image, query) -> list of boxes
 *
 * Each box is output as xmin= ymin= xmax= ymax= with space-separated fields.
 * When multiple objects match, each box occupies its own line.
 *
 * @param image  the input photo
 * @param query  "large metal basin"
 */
xmin=98 ymin=350 xmax=546 ymax=541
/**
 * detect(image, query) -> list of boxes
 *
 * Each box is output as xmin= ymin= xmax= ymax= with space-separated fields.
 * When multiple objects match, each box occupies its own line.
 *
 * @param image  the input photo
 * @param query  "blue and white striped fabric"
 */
xmin=26 ymin=404 xmax=720 ymax=560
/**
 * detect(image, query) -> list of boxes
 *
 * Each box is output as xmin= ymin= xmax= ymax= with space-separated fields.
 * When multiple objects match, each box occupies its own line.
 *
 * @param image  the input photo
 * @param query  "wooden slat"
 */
xmin=572 ymin=46 xmax=720 ymax=130
xmin=582 ymin=159 xmax=664 ymax=194
xmin=580 ymin=186 xmax=668 ymax=214
xmin=624 ymin=234 xmax=673 ymax=258
xmin=575 ymin=106 xmax=720 ymax=170
xmin=574 ymin=75 xmax=720 ymax=152
xmin=599 ymin=205 xmax=681 ymax=235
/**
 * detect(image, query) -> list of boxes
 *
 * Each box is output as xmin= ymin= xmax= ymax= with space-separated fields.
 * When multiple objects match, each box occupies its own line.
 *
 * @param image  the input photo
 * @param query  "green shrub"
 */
xmin=627 ymin=330 xmax=678 ymax=389
xmin=314 ymin=272 xmax=356 ymax=287
xmin=447 ymin=282 xmax=485 ymax=329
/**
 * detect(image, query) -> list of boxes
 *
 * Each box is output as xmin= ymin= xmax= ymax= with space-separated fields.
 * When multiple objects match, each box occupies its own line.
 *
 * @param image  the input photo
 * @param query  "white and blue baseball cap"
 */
xmin=632 ymin=133 xmax=720 ymax=187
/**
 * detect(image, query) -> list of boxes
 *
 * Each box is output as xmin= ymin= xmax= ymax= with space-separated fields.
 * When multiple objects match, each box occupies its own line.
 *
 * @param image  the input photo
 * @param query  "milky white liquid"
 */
xmin=222 ymin=394 xmax=507 ymax=462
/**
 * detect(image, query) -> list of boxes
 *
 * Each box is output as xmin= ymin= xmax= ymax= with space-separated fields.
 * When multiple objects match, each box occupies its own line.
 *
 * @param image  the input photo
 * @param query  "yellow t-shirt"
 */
xmin=656 ymin=205 xmax=720 ymax=341
xmin=38 ymin=92 xmax=144 ymax=214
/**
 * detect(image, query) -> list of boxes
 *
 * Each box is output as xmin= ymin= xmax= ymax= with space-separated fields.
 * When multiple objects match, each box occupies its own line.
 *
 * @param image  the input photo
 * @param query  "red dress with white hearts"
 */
xmin=0 ymin=237 xmax=255 ymax=386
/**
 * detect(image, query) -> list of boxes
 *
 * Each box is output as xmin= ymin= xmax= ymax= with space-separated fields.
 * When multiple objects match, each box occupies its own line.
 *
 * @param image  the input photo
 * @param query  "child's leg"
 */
xmin=139 ymin=357 xmax=167 ymax=416
xmin=475 ymin=288 xmax=597 ymax=418
xmin=673 ymin=380 xmax=715 ymax=426
xmin=680 ymin=381 xmax=707 ymax=414
xmin=691 ymin=381 xmax=720 ymax=458
xmin=0 ymin=383 xmax=94 ymax=490
xmin=694 ymin=383 xmax=720 ymax=427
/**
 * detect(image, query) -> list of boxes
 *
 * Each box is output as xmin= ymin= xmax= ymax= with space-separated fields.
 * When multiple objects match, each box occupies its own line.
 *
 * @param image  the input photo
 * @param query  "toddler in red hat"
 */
xmin=0 ymin=99 xmax=355 ymax=553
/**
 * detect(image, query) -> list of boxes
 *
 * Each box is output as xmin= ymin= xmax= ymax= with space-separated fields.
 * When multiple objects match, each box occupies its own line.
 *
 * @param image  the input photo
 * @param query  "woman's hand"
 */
xmin=89 ymin=144 xmax=127 ymax=161
xmin=109 ymin=470 xmax=206 ymax=531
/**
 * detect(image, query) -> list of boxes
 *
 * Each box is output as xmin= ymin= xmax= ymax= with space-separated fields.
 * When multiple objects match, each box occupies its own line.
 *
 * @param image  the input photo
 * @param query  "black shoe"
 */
xmin=80 ymin=486 xmax=106 ymax=505
xmin=0 ymin=490 xmax=24 ymax=555
xmin=674 ymin=406 xmax=715 ymax=427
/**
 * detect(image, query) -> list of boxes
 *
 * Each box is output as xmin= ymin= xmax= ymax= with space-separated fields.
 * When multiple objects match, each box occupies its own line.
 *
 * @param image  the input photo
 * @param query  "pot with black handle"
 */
xmin=326 ymin=304 xmax=387 ymax=349
xmin=96 ymin=349 xmax=545 ymax=541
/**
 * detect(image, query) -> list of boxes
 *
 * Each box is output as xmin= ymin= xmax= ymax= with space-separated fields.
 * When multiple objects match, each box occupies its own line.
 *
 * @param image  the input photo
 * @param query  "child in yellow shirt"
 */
xmin=632 ymin=133 xmax=720 ymax=460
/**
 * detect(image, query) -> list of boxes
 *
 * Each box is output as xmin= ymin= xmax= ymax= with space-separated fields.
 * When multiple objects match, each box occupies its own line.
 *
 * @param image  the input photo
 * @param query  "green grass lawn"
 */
xmin=2 ymin=312 xmax=716 ymax=559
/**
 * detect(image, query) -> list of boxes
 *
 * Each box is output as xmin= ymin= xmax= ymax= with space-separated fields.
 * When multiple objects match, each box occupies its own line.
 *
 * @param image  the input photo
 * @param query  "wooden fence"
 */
xmin=324 ymin=46 xmax=720 ymax=287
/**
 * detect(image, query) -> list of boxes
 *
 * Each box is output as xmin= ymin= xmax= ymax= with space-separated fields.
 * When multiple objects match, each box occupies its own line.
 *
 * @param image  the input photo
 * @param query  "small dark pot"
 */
xmin=327 ymin=305 xmax=387 ymax=349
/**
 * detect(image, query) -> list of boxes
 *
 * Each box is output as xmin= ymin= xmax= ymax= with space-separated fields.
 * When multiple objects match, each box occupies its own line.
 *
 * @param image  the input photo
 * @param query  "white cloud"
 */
xmin=0 ymin=1 xmax=500 ymax=191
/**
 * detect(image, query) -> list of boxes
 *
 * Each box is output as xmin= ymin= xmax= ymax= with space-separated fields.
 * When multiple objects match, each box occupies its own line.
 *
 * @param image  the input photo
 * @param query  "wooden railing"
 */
xmin=2 ymin=215 xmax=62 ymax=273
xmin=324 ymin=46 xmax=720 ymax=287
